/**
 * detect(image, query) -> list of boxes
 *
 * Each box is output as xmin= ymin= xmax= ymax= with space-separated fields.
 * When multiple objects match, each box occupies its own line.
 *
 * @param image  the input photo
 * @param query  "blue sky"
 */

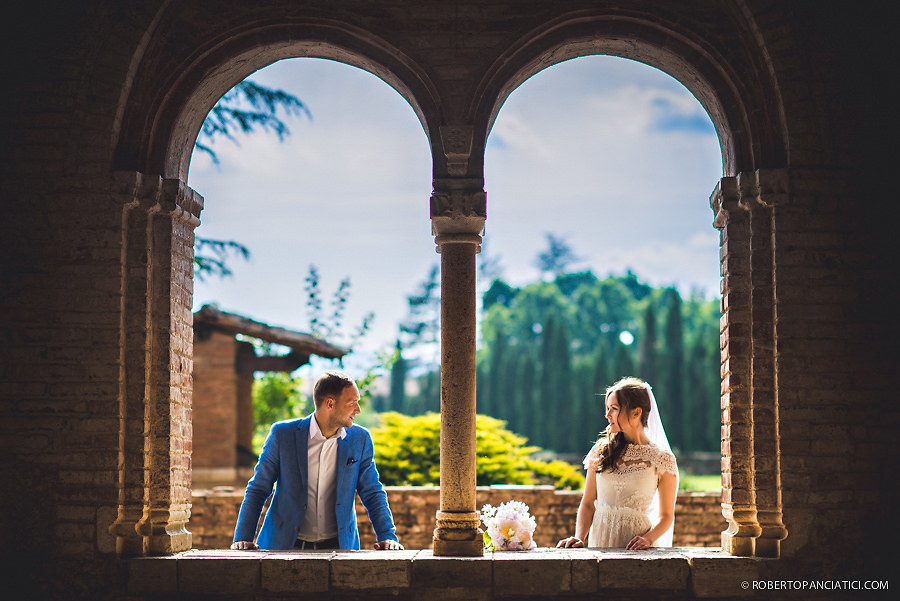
xmin=188 ymin=55 xmax=722 ymax=364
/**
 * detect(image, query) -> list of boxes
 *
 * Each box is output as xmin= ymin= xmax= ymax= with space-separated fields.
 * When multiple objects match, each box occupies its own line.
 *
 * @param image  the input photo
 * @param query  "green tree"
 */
xmin=195 ymin=80 xmax=310 ymax=164
xmin=533 ymin=233 xmax=584 ymax=277
xmin=638 ymin=301 xmax=659 ymax=385
xmin=475 ymin=270 xmax=719 ymax=457
xmin=251 ymin=372 xmax=309 ymax=451
xmin=612 ymin=339 xmax=636 ymax=382
xmin=388 ymin=340 xmax=407 ymax=413
xmin=661 ymin=288 xmax=686 ymax=450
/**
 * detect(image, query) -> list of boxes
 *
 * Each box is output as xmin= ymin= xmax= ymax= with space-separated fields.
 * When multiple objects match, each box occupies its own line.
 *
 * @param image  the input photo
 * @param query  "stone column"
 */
xmin=744 ymin=169 xmax=789 ymax=558
xmin=712 ymin=176 xmax=761 ymax=556
xmin=109 ymin=174 xmax=201 ymax=556
xmin=430 ymin=177 xmax=485 ymax=556
xmin=109 ymin=172 xmax=153 ymax=556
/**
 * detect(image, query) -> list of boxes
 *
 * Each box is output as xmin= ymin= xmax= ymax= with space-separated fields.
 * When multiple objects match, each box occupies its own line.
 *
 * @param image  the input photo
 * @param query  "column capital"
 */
xmin=430 ymin=180 xmax=486 ymax=248
xmin=710 ymin=176 xmax=739 ymax=229
xmin=159 ymin=178 xmax=204 ymax=227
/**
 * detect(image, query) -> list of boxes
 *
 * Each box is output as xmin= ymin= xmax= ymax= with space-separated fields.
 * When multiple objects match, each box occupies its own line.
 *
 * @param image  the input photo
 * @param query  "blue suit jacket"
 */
xmin=232 ymin=415 xmax=398 ymax=550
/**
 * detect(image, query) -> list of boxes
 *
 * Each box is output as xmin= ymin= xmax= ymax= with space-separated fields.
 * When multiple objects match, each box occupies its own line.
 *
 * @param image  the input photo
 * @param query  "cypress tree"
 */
xmin=612 ymin=340 xmax=635 ymax=382
xmin=486 ymin=326 xmax=507 ymax=421
xmin=638 ymin=301 xmax=658 ymax=386
xmin=537 ymin=317 xmax=558 ymax=449
xmin=389 ymin=340 xmax=406 ymax=412
xmin=685 ymin=334 xmax=707 ymax=452
xmin=551 ymin=315 xmax=573 ymax=452
xmin=662 ymin=289 xmax=685 ymax=450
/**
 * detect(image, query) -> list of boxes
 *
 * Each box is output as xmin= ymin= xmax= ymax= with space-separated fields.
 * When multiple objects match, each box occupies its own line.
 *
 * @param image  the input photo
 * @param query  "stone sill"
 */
xmin=127 ymin=547 xmax=765 ymax=599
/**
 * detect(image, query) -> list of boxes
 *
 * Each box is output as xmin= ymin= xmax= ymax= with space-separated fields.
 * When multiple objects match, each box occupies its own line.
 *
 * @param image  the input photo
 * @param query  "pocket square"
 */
xmin=347 ymin=457 xmax=357 ymax=465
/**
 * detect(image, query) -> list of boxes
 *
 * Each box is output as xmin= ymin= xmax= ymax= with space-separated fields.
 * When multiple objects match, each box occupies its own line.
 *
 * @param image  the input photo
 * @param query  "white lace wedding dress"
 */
xmin=584 ymin=442 xmax=678 ymax=547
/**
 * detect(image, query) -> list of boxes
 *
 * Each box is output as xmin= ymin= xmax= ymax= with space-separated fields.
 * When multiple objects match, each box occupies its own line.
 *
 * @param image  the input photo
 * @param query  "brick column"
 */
xmin=742 ymin=169 xmax=789 ymax=558
xmin=711 ymin=176 xmax=760 ymax=556
xmin=430 ymin=176 xmax=485 ymax=556
xmin=109 ymin=172 xmax=152 ymax=556
xmin=108 ymin=173 xmax=201 ymax=556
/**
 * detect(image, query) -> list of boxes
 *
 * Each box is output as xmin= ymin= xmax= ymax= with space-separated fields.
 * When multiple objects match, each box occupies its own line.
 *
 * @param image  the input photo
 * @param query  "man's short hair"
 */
xmin=313 ymin=370 xmax=356 ymax=407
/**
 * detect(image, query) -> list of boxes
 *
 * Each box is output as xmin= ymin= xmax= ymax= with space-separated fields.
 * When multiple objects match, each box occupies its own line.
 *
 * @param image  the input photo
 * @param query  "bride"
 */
xmin=557 ymin=377 xmax=678 ymax=550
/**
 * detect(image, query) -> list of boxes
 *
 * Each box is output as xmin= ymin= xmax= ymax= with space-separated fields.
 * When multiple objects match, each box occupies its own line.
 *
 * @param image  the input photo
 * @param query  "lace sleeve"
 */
xmin=653 ymin=448 xmax=678 ymax=476
xmin=583 ymin=441 xmax=602 ymax=471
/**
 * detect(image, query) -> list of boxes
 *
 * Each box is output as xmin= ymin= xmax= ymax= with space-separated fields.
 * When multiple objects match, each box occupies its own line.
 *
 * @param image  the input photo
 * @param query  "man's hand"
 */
xmin=373 ymin=539 xmax=403 ymax=550
xmin=231 ymin=540 xmax=258 ymax=550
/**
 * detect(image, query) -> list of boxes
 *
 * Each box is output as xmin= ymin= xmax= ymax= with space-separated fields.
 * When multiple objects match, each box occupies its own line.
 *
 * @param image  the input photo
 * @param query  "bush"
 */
xmin=370 ymin=412 xmax=584 ymax=490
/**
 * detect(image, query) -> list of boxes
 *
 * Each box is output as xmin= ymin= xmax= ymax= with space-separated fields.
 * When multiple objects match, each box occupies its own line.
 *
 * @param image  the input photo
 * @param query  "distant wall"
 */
xmin=190 ymin=485 xmax=724 ymax=549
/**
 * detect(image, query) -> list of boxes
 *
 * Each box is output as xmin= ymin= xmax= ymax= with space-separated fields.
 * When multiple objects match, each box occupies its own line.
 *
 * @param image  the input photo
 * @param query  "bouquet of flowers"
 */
xmin=481 ymin=500 xmax=537 ymax=551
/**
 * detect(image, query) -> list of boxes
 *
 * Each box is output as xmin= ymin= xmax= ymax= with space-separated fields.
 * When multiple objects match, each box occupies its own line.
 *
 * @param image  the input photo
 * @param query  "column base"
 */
xmin=432 ymin=533 xmax=484 ymax=557
xmin=432 ymin=511 xmax=483 ymax=556
xmin=721 ymin=531 xmax=755 ymax=556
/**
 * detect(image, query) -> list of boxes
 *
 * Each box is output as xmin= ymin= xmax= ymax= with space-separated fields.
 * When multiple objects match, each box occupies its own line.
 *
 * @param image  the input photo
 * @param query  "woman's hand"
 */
xmin=556 ymin=536 xmax=584 ymax=548
xmin=625 ymin=534 xmax=652 ymax=550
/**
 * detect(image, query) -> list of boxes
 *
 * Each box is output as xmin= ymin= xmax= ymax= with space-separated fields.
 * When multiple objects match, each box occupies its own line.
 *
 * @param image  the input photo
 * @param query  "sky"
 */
xmin=187 ymin=55 xmax=723 ymax=368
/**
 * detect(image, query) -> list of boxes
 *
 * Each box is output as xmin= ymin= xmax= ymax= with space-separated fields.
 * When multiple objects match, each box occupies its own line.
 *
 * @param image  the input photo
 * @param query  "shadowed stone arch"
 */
xmin=460 ymin=8 xmax=791 ymax=558
xmin=106 ymin=0 xmax=794 ymax=559
xmin=108 ymin=11 xmax=447 ymax=556
xmin=468 ymin=8 xmax=788 ymax=178
xmin=115 ymin=18 xmax=443 ymax=181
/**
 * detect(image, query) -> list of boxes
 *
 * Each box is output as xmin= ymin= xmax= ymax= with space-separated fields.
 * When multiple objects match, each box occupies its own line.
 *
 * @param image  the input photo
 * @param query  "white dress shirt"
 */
xmin=297 ymin=414 xmax=346 ymax=542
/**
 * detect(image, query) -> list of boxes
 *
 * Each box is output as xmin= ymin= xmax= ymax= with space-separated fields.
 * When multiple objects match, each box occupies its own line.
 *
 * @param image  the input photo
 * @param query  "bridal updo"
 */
xmin=593 ymin=377 xmax=652 ymax=473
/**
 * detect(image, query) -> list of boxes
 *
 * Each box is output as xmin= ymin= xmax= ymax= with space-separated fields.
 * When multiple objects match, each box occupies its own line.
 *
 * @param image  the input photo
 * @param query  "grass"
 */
xmin=678 ymin=472 xmax=721 ymax=492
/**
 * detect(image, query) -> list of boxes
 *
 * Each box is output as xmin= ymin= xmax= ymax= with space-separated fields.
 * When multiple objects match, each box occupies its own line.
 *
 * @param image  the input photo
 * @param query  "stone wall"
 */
xmin=2 ymin=0 xmax=893 ymax=598
xmin=190 ymin=486 xmax=725 ymax=549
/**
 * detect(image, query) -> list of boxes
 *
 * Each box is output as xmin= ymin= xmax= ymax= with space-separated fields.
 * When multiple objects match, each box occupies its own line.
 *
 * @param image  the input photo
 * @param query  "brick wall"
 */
xmin=192 ymin=332 xmax=238 ymax=470
xmin=190 ymin=486 xmax=725 ymax=549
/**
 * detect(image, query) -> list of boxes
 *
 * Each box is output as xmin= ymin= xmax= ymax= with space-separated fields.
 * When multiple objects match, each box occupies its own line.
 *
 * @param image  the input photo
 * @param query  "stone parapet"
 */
xmin=190 ymin=485 xmax=725 ymax=550
xmin=126 ymin=547 xmax=763 ymax=600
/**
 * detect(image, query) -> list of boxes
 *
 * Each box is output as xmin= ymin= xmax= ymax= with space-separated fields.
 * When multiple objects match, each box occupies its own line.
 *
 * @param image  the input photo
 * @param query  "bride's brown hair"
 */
xmin=595 ymin=377 xmax=652 ymax=473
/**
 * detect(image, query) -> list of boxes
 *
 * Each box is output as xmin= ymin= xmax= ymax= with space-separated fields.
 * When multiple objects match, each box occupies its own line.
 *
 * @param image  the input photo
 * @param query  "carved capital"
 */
xmin=430 ymin=189 xmax=486 ymax=220
xmin=430 ymin=185 xmax=486 ymax=244
xmin=440 ymin=125 xmax=474 ymax=176
xmin=711 ymin=176 xmax=739 ymax=229
xmin=160 ymin=178 xmax=204 ymax=227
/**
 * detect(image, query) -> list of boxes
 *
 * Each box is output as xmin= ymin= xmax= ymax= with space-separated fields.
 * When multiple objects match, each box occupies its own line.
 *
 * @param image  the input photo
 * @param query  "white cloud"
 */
xmin=189 ymin=54 xmax=724 ymax=354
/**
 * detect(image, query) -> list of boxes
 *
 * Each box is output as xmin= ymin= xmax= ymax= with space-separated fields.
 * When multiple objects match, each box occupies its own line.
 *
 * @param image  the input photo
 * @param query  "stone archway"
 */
xmin=461 ymin=9 xmax=791 ymax=558
xmin=110 ymin=2 xmax=793 ymax=558
xmin=110 ymin=13 xmax=447 ymax=557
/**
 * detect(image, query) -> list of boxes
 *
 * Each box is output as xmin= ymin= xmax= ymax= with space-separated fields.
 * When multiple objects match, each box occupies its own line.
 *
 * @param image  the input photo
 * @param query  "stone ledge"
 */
xmin=126 ymin=547 xmax=765 ymax=599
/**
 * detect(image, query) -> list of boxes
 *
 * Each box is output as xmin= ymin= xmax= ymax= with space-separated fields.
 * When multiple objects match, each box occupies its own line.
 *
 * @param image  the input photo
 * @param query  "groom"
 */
xmin=231 ymin=370 xmax=402 ymax=550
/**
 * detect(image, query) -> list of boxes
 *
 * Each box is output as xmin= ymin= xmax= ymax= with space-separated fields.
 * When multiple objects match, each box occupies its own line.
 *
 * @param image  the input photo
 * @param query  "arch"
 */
xmin=115 ymin=16 xmax=444 ymax=181
xmin=469 ymin=9 xmax=788 ymax=177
